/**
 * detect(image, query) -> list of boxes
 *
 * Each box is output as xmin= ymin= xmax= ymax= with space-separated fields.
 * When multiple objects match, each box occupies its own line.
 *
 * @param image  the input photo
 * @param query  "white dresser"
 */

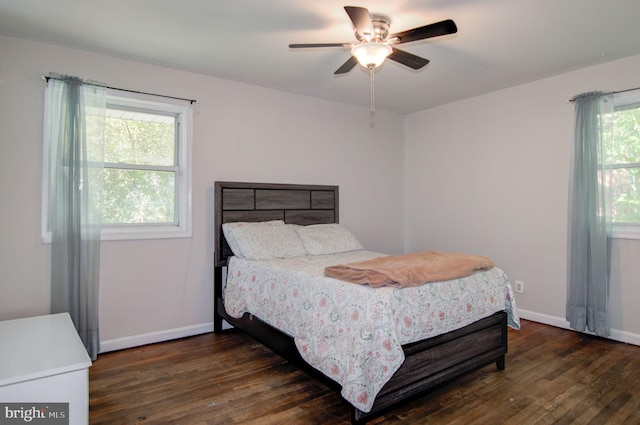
xmin=0 ymin=313 xmax=92 ymax=424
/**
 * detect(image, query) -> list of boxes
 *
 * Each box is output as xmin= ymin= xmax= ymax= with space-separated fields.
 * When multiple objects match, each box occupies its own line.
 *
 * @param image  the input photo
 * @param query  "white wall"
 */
xmin=3 ymin=33 xmax=639 ymax=350
xmin=405 ymin=54 xmax=640 ymax=342
xmin=0 ymin=36 xmax=406 ymax=350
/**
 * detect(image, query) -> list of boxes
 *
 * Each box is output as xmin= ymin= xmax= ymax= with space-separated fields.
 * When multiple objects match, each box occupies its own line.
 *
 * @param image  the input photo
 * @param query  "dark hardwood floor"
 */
xmin=89 ymin=320 xmax=640 ymax=424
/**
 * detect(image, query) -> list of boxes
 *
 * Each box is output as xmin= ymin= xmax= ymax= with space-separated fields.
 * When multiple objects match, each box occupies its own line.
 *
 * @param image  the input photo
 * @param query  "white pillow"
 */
xmin=222 ymin=220 xmax=307 ymax=259
xmin=294 ymin=223 xmax=364 ymax=255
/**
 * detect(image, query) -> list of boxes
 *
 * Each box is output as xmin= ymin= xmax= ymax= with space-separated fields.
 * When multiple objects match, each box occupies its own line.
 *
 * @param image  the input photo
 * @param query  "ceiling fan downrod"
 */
xmin=370 ymin=66 xmax=375 ymax=116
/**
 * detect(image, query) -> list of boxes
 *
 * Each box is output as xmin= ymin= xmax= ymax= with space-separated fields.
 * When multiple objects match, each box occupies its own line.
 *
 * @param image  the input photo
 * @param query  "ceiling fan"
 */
xmin=289 ymin=6 xmax=458 ymax=75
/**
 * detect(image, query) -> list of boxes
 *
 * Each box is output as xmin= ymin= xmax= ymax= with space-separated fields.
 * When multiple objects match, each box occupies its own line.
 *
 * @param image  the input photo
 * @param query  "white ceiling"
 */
xmin=2 ymin=0 xmax=640 ymax=114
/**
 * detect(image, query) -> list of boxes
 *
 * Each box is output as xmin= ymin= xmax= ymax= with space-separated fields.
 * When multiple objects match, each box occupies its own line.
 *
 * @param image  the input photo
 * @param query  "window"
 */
xmin=100 ymin=90 xmax=192 ymax=240
xmin=607 ymin=90 xmax=640 ymax=239
xmin=42 ymin=88 xmax=192 ymax=241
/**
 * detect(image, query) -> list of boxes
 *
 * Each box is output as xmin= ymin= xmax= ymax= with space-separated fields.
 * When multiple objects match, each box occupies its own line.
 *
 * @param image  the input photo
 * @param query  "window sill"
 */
xmin=42 ymin=226 xmax=192 ymax=243
xmin=100 ymin=226 xmax=192 ymax=241
xmin=612 ymin=225 xmax=640 ymax=240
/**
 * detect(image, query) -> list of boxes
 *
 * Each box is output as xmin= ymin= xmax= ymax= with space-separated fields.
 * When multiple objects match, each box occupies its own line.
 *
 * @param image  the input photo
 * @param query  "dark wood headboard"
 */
xmin=214 ymin=181 xmax=339 ymax=267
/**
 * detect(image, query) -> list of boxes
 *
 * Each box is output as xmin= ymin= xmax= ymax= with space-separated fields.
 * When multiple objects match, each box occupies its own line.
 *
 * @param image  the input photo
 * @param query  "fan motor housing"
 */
xmin=354 ymin=13 xmax=390 ymax=42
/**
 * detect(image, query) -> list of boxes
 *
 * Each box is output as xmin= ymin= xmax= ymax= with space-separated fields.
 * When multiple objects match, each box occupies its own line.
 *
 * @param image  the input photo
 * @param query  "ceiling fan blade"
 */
xmin=344 ymin=6 xmax=375 ymax=40
xmin=334 ymin=56 xmax=358 ymax=75
xmin=388 ymin=47 xmax=430 ymax=70
xmin=289 ymin=43 xmax=351 ymax=48
xmin=389 ymin=19 xmax=457 ymax=44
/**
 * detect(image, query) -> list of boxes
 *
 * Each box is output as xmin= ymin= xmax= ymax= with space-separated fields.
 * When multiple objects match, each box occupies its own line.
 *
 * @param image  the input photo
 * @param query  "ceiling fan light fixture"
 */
xmin=351 ymin=42 xmax=392 ymax=68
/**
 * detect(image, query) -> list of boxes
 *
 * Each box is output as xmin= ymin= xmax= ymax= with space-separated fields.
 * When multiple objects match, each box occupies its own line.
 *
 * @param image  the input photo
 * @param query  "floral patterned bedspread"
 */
xmin=223 ymin=250 xmax=520 ymax=413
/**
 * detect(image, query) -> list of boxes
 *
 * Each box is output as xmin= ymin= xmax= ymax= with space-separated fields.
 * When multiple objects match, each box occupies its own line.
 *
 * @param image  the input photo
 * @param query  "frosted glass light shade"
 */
xmin=351 ymin=42 xmax=392 ymax=68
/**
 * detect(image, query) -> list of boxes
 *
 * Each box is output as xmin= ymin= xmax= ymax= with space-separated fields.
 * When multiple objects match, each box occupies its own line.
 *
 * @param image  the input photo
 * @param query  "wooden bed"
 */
xmin=213 ymin=181 xmax=508 ymax=424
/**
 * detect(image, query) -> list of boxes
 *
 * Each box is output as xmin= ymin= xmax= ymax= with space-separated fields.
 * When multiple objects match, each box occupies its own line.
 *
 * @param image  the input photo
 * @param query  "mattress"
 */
xmin=223 ymin=250 xmax=520 ymax=413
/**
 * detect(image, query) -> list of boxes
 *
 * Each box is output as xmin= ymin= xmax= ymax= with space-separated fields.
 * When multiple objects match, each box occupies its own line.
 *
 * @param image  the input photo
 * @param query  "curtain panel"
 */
xmin=566 ymin=91 xmax=613 ymax=337
xmin=46 ymin=74 xmax=105 ymax=360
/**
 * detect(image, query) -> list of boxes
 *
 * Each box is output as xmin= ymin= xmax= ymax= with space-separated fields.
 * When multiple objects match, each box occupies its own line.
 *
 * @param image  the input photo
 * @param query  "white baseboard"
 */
xmin=517 ymin=309 xmax=640 ymax=346
xmin=99 ymin=311 xmax=639 ymax=354
xmin=99 ymin=322 xmax=214 ymax=353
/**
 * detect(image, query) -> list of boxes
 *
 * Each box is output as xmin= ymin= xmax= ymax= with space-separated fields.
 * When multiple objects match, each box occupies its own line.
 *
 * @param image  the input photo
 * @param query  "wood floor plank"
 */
xmin=90 ymin=321 xmax=640 ymax=424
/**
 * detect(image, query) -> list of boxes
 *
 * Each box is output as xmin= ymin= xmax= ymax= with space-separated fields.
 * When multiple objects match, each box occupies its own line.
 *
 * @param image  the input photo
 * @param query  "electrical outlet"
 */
xmin=514 ymin=280 xmax=525 ymax=294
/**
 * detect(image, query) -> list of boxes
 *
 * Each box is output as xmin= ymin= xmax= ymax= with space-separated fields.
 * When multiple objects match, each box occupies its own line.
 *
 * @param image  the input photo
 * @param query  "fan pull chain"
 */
xmin=370 ymin=65 xmax=375 ymax=117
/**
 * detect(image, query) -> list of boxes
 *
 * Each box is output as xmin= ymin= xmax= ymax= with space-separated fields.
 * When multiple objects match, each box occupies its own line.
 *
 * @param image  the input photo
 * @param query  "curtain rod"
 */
xmin=42 ymin=75 xmax=197 ymax=104
xmin=569 ymin=86 xmax=640 ymax=102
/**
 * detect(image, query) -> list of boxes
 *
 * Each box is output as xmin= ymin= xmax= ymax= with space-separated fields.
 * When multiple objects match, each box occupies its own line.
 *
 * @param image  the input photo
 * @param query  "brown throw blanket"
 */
xmin=324 ymin=251 xmax=494 ymax=288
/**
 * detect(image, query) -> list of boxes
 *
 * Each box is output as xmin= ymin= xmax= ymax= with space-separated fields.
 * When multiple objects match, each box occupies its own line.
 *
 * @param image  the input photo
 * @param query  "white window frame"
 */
xmin=610 ymin=90 xmax=640 ymax=240
xmin=42 ymin=88 xmax=193 ymax=242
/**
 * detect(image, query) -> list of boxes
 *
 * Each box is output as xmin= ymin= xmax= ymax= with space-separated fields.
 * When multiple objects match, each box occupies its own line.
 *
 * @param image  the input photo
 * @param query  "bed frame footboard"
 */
xmin=351 ymin=310 xmax=507 ymax=423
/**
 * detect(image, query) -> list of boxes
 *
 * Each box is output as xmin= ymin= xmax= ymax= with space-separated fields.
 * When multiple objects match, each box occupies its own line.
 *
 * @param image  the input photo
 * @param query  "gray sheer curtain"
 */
xmin=46 ymin=74 xmax=105 ymax=360
xmin=566 ymin=91 xmax=613 ymax=337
